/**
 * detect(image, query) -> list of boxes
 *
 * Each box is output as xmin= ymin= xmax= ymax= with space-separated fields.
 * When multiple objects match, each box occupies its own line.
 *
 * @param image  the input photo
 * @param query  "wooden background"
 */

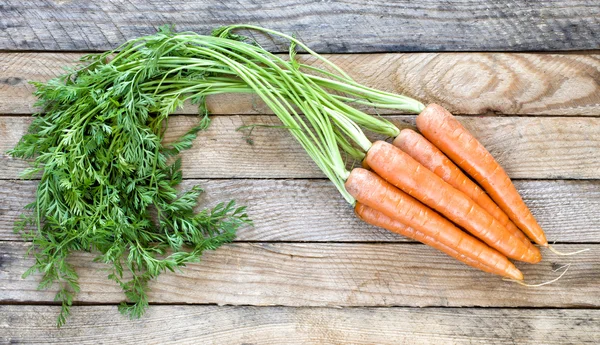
xmin=1 ymin=1 xmax=600 ymax=344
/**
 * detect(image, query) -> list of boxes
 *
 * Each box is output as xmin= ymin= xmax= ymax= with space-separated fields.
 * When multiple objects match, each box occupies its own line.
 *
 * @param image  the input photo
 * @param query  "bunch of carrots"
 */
xmin=19 ymin=24 xmax=575 ymax=291
xmin=203 ymin=25 xmax=582 ymax=282
xmin=87 ymin=24 xmax=573 ymax=282
xmin=15 ymin=24 xmax=584 ymax=326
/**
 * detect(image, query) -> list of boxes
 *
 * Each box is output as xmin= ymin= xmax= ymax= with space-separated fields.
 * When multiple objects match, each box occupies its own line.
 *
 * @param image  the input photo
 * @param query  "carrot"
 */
xmin=346 ymin=168 xmax=523 ymax=280
xmin=355 ymin=202 xmax=523 ymax=279
xmin=393 ymin=128 xmax=534 ymax=249
xmin=416 ymin=104 xmax=548 ymax=246
xmin=365 ymin=140 xmax=541 ymax=264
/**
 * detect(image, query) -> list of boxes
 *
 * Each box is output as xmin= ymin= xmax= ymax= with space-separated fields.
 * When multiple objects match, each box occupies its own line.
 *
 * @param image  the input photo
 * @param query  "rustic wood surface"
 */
xmin=3 ymin=52 xmax=600 ymax=116
xmin=2 ymin=2 xmax=599 ymax=343
xmin=2 ymin=305 xmax=599 ymax=345
xmin=2 ymin=115 xmax=600 ymax=179
xmin=2 ymin=0 xmax=599 ymax=52
xmin=1 ymin=179 xmax=599 ymax=243
xmin=1 ymin=241 xmax=596 ymax=307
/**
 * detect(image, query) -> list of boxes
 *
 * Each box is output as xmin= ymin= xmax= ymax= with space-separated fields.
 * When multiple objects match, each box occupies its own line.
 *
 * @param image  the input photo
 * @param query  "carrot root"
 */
xmin=547 ymin=245 xmax=590 ymax=256
xmin=504 ymin=264 xmax=570 ymax=287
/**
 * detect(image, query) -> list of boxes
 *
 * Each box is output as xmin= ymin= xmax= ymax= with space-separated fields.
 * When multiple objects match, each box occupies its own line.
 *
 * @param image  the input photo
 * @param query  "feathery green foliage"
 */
xmin=9 ymin=25 xmax=251 ymax=327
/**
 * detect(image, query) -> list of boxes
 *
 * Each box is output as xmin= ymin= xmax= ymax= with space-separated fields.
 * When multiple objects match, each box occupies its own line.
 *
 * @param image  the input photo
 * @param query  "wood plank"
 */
xmin=1 ymin=179 xmax=598 ymax=243
xmin=2 ymin=305 xmax=599 ymax=345
xmin=1 ymin=241 xmax=597 ymax=307
xmin=2 ymin=1 xmax=599 ymax=52
xmin=2 ymin=115 xmax=599 ymax=179
xmin=3 ymin=52 xmax=600 ymax=116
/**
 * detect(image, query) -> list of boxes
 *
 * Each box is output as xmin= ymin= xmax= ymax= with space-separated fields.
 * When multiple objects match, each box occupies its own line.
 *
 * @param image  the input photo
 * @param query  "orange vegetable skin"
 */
xmin=393 ymin=128 xmax=536 ymax=252
xmin=416 ymin=104 xmax=548 ymax=246
xmin=355 ymin=202 xmax=523 ymax=280
xmin=365 ymin=140 xmax=540 ymax=263
xmin=346 ymin=168 xmax=523 ymax=280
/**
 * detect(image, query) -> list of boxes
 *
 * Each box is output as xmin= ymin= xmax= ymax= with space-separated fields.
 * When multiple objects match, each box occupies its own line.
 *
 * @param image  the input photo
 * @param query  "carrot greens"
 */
xmin=9 ymin=26 xmax=253 ymax=327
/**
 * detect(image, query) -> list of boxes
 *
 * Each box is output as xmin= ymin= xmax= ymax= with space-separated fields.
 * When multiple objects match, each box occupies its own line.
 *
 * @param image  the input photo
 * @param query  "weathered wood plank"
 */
xmin=2 ymin=0 xmax=599 ymax=52
xmin=2 ymin=305 xmax=599 ymax=345
xmin=1 ymin=241 xmax=597 ymax=307
xmin=2 ymin=115 xmax=599 ymax=179
xmin=1 ymin=179 xmax=598 ymax=243
xmin=3 ymin=52 xmax=600 ymax=116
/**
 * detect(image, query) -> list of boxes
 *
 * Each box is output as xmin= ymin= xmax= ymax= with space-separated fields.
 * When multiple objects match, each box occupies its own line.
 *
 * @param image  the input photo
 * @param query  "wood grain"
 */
xmin=3 ymin=52 xmax=600 ymax=115
xmin=2 ymin=305 xmax=599 ymax=345
xmin=1 ymin=241 xmax=597 ymax=307
xmin=1 ymin=1 xmax=599 ymax=52
xmin=2 ymin=115 xmax=599 ymax=179
xmin=1 ymin=179 xmax=598 ymax=243
xmin=2 ymin=2 xmax=599 ymax=342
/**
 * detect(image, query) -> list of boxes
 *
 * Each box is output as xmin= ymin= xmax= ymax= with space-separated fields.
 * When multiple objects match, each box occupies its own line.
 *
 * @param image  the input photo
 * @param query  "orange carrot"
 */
xmin=355 ymin=202 xmax=523 ymax=279
xmin=416 ymin=104 xmax=548 ymax=246
xmin=365 ymin=140 xmax=540 ymax=264
xmin=346 ymin=168 xmax=523 ymax=280
xmin=393 ymin=128 xmax=534 ymax=249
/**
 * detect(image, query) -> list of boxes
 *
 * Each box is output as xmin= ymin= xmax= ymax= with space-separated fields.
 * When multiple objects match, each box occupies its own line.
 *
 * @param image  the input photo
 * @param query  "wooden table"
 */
xmin=1 ymin=1 xmax=599 ymax=344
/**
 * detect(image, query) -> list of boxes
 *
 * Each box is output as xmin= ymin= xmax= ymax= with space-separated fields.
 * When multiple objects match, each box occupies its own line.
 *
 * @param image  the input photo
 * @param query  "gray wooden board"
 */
xmin=1 ymin=179 xmax=599 ymax=243
xmin=2 ymin=115 xmax=599 ymax=179
xmin=1 ymin=1 xmax=599 ymax=52
xmin=3 ymin=52 xmax=600 ymax=116
xmin=2 ymin=1 xmax=599 ymax=343
xmin=1 ymin=241 xmax=597 ymax=307
xmin=1 ymin=305 xmax=599 ymax=345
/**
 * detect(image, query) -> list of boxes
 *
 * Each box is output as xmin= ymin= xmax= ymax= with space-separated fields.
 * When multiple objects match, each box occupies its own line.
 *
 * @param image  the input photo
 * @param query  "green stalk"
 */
xmin=219 ymin=25 xmax=425 ymax=113
xmin=180 ymin=37 xmax=354 ymax=202
xmin=213 ymin=24 xmax=353 ymax=81
xmin=323 ymin=107 xmax=372 ymax=152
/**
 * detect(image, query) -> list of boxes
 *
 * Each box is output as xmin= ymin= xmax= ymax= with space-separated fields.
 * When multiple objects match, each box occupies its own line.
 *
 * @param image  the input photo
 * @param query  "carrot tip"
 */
xmin=547 ymin=245 xmax=590 ymax=256
xmin=503 ymin=264 xmax=571 ymax=287
xmin=506 ymin=266 xmax=524 ymax=281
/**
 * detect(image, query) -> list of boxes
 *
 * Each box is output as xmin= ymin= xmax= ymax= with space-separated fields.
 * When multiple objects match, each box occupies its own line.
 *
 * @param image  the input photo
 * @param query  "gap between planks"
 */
xmin=3 ymin=300 xmax=600 ymax=310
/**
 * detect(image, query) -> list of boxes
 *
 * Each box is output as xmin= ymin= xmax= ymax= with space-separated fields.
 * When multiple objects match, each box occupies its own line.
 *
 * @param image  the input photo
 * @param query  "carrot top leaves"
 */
xmin=9 ymin=26 xmax=252 ymax=327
